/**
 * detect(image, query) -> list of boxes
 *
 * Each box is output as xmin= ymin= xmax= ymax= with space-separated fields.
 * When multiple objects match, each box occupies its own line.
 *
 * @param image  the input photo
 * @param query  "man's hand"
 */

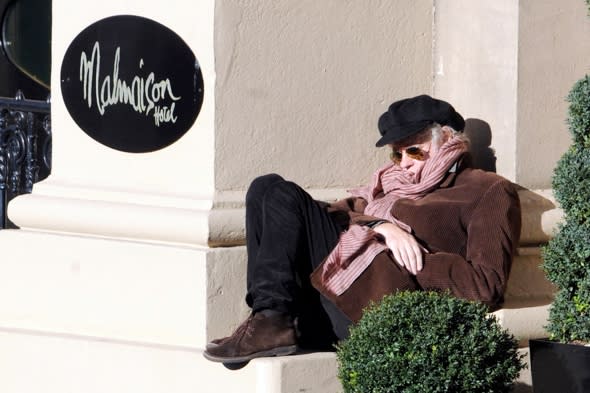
xmin=372 ymin=222 xmax=426 ymax=275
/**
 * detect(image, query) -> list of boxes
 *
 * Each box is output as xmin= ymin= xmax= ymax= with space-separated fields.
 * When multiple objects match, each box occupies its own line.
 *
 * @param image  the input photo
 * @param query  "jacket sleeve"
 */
xmin=415 ymin=179 xmax=521 ymax=307
xmin=327 ymin=197 xmax=391 ymax=226
xmin=327 ymin=197 xmax=367 ymax=214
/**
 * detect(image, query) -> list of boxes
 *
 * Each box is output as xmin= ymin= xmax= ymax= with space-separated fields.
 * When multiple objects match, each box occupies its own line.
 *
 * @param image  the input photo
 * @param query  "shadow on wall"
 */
xmin=512 ymin=382 xmax=533 ymax=393
xmin=464 ymin=118 xmax=497 ymax=173
xmin=463 ymin=118 xmax=559 ymax=246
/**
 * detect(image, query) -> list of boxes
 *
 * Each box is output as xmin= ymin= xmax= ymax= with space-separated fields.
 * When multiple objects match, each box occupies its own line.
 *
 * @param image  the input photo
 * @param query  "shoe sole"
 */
xmin=222 ymin=361 xmax=249 ymax=370
xmin=203 ymin=344 xmax=299 ymax=364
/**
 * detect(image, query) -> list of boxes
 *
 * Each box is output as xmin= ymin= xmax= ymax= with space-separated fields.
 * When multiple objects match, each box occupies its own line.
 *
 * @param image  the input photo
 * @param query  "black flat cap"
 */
xmin=376 ymin=95 xmax=465 ymax=147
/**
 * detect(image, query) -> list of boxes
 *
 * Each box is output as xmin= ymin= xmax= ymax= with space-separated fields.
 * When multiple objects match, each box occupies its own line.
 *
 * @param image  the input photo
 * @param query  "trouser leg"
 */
xmin=245 ymin=174 xmax=341 ymax=312
xmin=244 ymin=174 xmax=352 ymax=342
xmin=244 ymin=173 xmax=285 ymax=298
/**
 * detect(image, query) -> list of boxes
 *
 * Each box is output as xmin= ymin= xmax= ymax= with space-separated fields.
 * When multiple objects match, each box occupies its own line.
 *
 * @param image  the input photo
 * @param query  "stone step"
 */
xmin=0 ymin=230 xmax=553 ymax=350
xmin=492 ymin=299 xmax=550 ymax=346
xmin=0 ymin=327 xmax=532 ymax=393
xmin=0 ymin=229 xmax=249 ymax=349
xmin=0 ymin=229 xmax=545 ymax=393
xmin=0 ymin=327 xmax=341 ymax=393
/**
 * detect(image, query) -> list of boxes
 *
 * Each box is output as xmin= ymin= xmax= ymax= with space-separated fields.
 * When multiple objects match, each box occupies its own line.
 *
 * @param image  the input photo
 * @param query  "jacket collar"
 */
xmin=438 ymin=153 xmax=471 ymax=188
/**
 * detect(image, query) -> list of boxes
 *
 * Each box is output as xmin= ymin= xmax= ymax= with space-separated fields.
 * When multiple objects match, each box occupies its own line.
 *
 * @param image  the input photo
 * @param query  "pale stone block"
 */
xmin=0 ymin=329 xmax=342 ymax=393
xmin=492 ymin=302 xmax=550 ymax=346
xmin=0 ymin=329 xmax=256 ymax=393
xmin=0 ymin=230 xmax=249 ymax=348
xmin=506 ymin=247 xmax=555 ymax=300
xmin=515 ymin=347 xmax=533 ymax=391
xmin=518 ymin=188 xmax=560 ymax=245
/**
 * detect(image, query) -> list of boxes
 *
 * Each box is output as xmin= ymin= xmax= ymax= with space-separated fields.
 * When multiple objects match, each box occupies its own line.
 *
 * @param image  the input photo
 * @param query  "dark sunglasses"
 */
xmin=390 ymin=145 xmax=429 ymax=164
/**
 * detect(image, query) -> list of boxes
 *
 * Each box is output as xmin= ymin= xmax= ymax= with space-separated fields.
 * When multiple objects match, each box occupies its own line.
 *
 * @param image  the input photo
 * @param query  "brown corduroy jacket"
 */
xmin=312 ymin=163 xmax=521 ymax=321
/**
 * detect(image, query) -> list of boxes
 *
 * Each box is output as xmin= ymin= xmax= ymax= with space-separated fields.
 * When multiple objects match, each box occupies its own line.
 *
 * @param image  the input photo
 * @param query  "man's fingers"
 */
xmin=378 ymin=227 xmax=424 ymax=275
xmin=391 ymin=248 xmax=404 ymax=268
xmin=391 ymin=241 xmax=421 ymax=275
xmin=391 ymin=248 xmax=412 ymax=274
xmin=411 ymin=244 xmax=424 ymax=272
xmin=399 ymin=248 xmax=415 ymax=274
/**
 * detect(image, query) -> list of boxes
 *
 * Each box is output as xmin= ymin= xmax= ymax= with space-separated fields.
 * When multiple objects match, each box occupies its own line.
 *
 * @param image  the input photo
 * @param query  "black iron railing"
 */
xmin=0 ymin=91 xmax=51 ymax=228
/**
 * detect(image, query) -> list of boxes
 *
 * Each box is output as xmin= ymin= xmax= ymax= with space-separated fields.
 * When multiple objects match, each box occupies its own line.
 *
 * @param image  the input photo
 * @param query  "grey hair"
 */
xmin=430 ymin=123 xmax=469 ymax=146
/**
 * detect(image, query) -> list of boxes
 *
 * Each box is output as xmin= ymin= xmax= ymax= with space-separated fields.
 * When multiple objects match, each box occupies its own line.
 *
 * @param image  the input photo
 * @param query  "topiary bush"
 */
xmin=336 ymin=291 xmax=525 ymax=393
xmin=542 ymin=75 xmax=590 ymax=343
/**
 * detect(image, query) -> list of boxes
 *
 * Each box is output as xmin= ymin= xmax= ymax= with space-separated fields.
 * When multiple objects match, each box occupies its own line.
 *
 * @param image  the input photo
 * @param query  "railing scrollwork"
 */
xmin=0 ymin=91 xmax=51 ymax=229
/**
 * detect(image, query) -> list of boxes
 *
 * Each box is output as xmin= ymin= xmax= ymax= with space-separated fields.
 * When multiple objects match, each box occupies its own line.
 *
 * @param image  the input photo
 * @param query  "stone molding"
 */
xmin=8 ymin=181 xmax=212 ymax=246
xmin=9 ymin=181 xmax=560 ymax=248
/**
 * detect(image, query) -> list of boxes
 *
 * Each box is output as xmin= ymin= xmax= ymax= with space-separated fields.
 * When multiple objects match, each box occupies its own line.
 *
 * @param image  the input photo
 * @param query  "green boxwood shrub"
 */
xmin=542 ymin=75 xmax=590 ymax=343
xmin=336 ymin=291 xmax=525 ymax=393
xmin=551 ymin=147 xmax=590 ymax=224
xmin=566 ymin=76 xmax=590 ymax=148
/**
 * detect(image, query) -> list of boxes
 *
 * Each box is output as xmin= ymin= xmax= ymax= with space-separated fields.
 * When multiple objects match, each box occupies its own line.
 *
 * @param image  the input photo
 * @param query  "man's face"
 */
xmin=390 ymin=129 xmax=449 ymax=181
xmin=390 ymin=140 xmax=433 ymax=180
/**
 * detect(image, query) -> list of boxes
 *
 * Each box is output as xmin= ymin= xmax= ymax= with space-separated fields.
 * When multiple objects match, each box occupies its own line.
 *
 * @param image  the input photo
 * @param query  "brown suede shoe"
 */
xmin=205 ymin=336 xmax=227 ymax=350
xmin=205 ymin=334 xmax=236 ymax=351
xmin=203 ymin=312 xmax=298 ymax=363
xmin=205 ymin=314 xmax=254 ymax=351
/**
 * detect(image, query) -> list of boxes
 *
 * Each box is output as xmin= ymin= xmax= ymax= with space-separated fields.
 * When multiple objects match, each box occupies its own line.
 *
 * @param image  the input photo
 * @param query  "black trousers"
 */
xmin=244 ymin=174 xmax=352 ymax=342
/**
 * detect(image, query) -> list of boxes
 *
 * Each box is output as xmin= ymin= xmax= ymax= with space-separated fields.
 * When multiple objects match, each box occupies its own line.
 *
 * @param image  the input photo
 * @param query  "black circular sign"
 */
xmin=61 ymin=15 xmax=204 ymax=153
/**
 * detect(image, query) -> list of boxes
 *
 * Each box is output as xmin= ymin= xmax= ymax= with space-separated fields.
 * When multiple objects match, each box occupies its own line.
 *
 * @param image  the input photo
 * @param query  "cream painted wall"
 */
xmin=435 ymin=0 xmax=590 ymax=188
xmin=12 ymin=0 xmax=585 ymax=242
xmin=214 ymin=0 xmax=434 ymax=192
xmin=0 ymin=3 xmax=570 ymax=392
xmin=517 ymin=0 xmax=590 ymax=188
xmin=9 ymin=0 xmax=219 ymax=244
xmin=434 ymin=0 xmax=519 ymax=182
xmin=50 ymin=0 xmax=215 ymax=199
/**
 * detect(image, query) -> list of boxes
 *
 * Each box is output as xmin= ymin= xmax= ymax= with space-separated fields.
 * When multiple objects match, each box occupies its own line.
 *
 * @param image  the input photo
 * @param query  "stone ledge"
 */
xmin=492 ymin=300 xmax=551 ymax=346
xmin=8 ymin=180 xmax=213 ymax=246
xmin=8 ymin=184 xmax=562 ymax=248
xmin=0 ymin=228 xmax=552 ymax=351
xmin=517 ymin=188 xmax=560 ymax=245
xmin=213 ymin=188 xmax=562 ymax=247
xmin=506 ymin=247 xmax=555 ymax=300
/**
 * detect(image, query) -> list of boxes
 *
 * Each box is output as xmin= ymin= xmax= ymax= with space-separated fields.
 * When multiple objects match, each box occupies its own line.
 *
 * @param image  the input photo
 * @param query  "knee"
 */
xmin=246 ymin=174 xmax=285 ymax=206
xmin=261 ymin=180 xmax=302 ymax=208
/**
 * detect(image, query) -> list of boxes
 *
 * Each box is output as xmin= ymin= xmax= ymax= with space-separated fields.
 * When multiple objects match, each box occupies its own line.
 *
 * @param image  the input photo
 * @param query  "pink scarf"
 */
xmin=320 ymin=136 xmax=468 ymax=295
xmin=350 ymin=136 xmax=469 ymax=223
